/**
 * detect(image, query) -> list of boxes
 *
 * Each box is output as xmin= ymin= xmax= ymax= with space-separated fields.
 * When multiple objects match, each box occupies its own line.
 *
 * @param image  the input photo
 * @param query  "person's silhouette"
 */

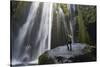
xmin=67 ymin=39 xmax=72 ymax=51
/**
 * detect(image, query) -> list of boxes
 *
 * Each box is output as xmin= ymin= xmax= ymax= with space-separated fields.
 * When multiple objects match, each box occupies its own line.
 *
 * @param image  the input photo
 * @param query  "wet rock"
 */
xmin=39 ymin=51 xmax=55 ymax=64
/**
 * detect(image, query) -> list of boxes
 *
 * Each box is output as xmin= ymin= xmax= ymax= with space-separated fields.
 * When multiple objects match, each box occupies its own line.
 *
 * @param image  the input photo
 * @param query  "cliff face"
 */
xmin=51 ymin=4 xmax=96 ymax=49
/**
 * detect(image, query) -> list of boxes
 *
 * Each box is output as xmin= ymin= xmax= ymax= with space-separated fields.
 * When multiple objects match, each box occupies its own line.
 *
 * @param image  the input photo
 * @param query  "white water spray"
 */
xmin=12 ymin=2 xmax=53 ymax=65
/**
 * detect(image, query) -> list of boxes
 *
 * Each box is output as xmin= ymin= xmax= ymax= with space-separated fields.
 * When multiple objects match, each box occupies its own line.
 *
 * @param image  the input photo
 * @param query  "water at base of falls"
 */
xmin=12 ymin=59 xmax=38 ymax=66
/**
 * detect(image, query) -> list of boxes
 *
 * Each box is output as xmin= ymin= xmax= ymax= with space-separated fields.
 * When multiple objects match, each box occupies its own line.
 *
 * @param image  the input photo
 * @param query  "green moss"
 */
xmin=15 ymin=2 xmax=30 ymax=18
xmin=77 ymin=6 xmax=90 ymax=44
xmin=39 ymin=51 xmax=55 ymax=64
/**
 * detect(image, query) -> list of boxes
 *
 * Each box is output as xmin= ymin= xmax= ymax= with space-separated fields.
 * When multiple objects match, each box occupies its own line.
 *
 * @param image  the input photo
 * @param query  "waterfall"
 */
xmin=67 ymin=4 xmax=76 ymax=43
xmin=12 ymin=2 xmax=53 ymax=65
xmin=57 ymin=4 xmax=76 ymax=44
xmin=12 ymin=2 xmax=40 ymax=65
xmin=11 ymin=2 xmax=76 ymax=65
xmin=35 ymin=2 xmax=52 ymax=58
xmin=58 ymin=6 xmax=68 ymax=40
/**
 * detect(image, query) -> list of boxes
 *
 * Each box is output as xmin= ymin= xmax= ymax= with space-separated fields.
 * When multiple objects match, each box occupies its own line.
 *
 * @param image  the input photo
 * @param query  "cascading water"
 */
xmin=58 ymin=6 xmax=69 ymax=40
xmin=11 ymin=1 xmax=96 ymax=65
xmin=67 ymin=4 xmax=76 ymax=43
xmin=12 ymin=2 xmax=53 ymax=65
xmin=57 ymin=5 xmax=76 ymax=44
xmin=35 ymin=2 xmax=52 ymax=59
xmin=12 ymin=2 xmax=40 ymax=65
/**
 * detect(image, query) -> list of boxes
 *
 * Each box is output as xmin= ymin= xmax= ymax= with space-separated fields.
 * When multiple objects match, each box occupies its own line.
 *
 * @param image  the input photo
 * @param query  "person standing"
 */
xmin=67 ymin=39 xmax=72 ymax=51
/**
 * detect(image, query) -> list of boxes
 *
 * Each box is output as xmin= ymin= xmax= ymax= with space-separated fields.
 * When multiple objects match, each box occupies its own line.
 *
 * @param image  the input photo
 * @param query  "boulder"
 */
xmin=39 ymin=43 xmax=96 ymax=64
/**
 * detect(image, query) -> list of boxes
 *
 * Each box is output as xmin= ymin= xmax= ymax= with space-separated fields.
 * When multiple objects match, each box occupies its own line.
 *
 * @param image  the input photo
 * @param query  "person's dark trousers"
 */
xmin=67 ymin=44 xmax=70 ymax=51
xmin=69 ymin=43 xmax=72 ymax=51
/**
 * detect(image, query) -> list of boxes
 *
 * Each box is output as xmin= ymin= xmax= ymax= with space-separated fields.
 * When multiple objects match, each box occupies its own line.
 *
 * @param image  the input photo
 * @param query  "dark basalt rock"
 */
xmin=39 ymin=43 xmax=96 ymax=64
xmin=39 ymin=51 xmax=55 ymax=64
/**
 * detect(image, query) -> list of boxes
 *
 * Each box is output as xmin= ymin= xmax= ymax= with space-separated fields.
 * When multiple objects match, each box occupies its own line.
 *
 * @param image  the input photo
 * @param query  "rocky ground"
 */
xmin=39 ymin=43 xmax=96 ymax=64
